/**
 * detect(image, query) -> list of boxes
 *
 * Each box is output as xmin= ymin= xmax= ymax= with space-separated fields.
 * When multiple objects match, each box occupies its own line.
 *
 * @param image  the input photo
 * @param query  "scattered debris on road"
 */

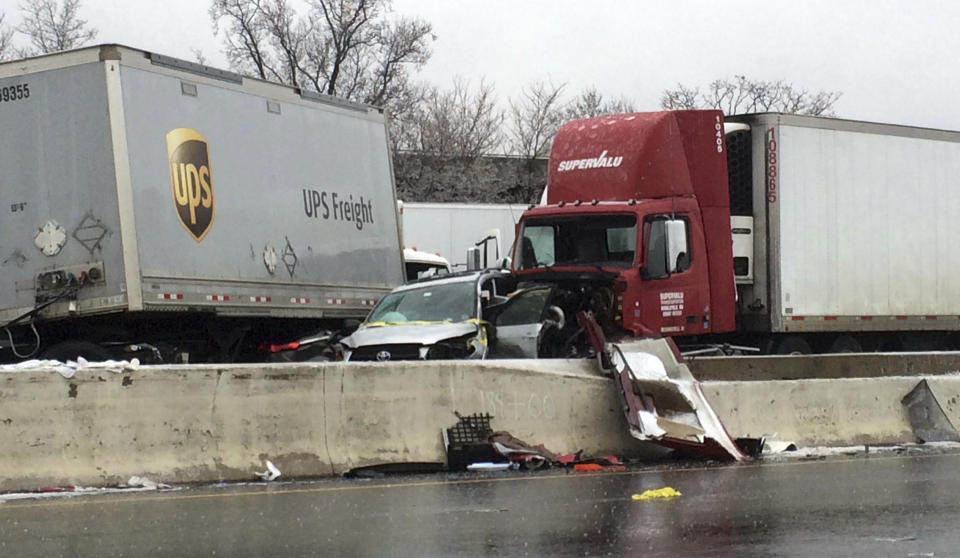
xmin=902 ymin=379 xmax=960 ymax=443
xmin=127 ymin=476 xmax=171 ymax=490
xmin=763 ymin=440 xmax=799 ymax=454
xmin=0 ymin=357 xmax=140 ymax=379
xmin=604 ymin=339 xmax=752 ymax=462
xmin=442 ymin=412 xmax=630 ymax=473
xmin=632 ymin=487 xmax=682 ymax=501
xmin=465 ymin=462 xmax=513 ymax=472
xmin=0 ymin=477 xmax=177 ymax=503
xmin=255 ymin=460 xmax=281 ymax=481
xmin=488 ymin=431 xmax=557 ymax=470
xmin=443 ymin=413 xmax=504 ymax=471
xmin=343 ymin=463 xmax=446 ymax=479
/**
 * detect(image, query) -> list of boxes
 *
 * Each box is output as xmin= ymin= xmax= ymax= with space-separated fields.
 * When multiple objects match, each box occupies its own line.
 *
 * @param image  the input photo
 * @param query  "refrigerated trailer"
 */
xmin=0 ymin=45 xmax=405 ymax=362
xmin=511 ymin=110 xmax=960 ymax=354
xmin=725 ymin=113 xmax=960 ymax=352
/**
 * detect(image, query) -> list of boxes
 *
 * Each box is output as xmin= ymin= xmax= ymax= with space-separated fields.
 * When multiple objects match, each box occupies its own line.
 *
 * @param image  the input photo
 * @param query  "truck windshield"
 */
xmin=366 ymin=281 xmax=477 ymax=324
xmin=517 ymin=214 xmax=637 ymax=269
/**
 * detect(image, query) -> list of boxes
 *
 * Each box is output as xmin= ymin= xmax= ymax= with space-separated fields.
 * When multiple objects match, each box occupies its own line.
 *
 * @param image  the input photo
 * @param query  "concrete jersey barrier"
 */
xmin=688 ymin=352 xmax=960 ymax=381
xmin=2 ymin=355 xmax=959 ymax=492
xmin=0 ymin=360 xmax=641 ymax=492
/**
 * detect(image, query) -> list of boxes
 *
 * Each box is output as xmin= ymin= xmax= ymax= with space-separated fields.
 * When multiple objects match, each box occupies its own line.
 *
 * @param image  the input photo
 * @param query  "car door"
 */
xmin=488 ymin=287 xmax=552 ymax=358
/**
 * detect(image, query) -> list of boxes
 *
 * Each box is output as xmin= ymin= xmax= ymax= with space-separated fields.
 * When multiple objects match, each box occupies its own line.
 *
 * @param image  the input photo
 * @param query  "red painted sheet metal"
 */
xmin=610 ymin=343 xmax=747 ymax=462
xmin=700 ymin=205 xmax=736 ymax=332
xmin=547 ymin=110 xmax=727 ymax=207
xmin=546 ymin=110 xmax=735 ymax=334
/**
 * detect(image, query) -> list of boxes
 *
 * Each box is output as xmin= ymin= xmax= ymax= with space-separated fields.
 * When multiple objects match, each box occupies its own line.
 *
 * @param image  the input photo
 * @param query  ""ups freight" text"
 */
xmin=302 ymin=189 xmax=374 ymax=231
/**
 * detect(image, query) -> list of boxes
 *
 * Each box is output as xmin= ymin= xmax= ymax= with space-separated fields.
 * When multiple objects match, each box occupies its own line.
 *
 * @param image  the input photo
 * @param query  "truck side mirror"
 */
xmin=466 ymin=247 xmax=481 ymax=270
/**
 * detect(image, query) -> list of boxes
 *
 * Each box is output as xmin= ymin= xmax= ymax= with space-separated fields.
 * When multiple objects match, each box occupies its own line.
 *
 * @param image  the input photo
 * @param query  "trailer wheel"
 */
xmin=41 ymin=341 xmax=112 ymax=362
xmin=774 ymin=336 xmax=811 ymax=355
xmin=828 ymin=335 xmax=862 ymax=354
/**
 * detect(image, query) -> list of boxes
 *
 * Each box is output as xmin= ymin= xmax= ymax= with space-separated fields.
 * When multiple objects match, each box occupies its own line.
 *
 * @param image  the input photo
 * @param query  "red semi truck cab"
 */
xmin=511 ymin=110 xmax=736 ymax=339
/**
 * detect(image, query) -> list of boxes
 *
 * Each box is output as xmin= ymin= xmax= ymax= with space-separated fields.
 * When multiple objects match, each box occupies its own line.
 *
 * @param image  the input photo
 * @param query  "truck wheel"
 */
xmin=774 ymin=336 xmax=811 ymax=355
xmin=41 ymin=341 xmax=112 ymax=362
xmin=828 ymin=335 xmax=862 ymax=354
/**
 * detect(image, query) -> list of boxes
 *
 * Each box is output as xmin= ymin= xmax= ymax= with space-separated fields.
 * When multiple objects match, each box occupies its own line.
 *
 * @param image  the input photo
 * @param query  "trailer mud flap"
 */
xmin=608 ymin=339 xmax=747 ymax=462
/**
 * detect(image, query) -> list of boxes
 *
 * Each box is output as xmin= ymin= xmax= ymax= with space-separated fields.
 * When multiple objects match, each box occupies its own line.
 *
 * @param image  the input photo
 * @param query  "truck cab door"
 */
xmin=638 ymin=215 xmax=709 ymax=337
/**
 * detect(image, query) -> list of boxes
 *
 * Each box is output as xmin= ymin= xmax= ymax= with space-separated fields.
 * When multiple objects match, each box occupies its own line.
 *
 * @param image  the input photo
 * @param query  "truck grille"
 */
xmin=350 ymin=344 xmax=422 ymax=361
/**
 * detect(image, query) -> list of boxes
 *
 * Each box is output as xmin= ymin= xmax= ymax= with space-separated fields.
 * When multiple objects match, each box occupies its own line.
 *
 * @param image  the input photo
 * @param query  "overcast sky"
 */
xmin=6 ymin=0 xmax=960 ymax=130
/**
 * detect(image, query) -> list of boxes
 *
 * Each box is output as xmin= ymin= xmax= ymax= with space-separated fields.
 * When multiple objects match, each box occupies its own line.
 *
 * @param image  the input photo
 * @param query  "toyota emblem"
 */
xmin=375 ymin=350 xmax=392 ymax=362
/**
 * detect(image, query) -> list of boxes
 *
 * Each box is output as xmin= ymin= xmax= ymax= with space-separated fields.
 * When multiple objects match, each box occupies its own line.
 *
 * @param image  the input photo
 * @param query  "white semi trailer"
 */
xmin=400 ymin=202 xmax=527 ymax=269
xmin=0 ymin=45 xmax=405 ymax=362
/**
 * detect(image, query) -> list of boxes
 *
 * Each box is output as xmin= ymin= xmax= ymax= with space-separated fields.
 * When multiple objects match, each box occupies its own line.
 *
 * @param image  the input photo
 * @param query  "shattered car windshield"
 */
xmin=518 ymin=214 xmax=637 ymax=269
xmin=366 ymin=281 xmax=477 ymax=324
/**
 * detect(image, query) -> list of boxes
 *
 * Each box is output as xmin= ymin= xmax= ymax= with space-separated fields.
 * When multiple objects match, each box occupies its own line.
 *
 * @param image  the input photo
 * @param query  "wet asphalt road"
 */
xmin=1 ymin=451 xmax=958 ymax=557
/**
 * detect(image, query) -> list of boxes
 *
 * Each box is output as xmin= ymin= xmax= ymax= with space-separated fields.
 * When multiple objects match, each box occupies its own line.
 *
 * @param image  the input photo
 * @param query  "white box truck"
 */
xmin=0 ymin=45 xmax=405 ymax=362
xmin=400 ymin=202 xmax=527 ymax=269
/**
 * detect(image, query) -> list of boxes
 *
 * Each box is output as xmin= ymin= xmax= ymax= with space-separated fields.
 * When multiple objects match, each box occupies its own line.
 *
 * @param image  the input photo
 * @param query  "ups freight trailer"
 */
xmin=0 ymin=45 xmax=404 ymax=362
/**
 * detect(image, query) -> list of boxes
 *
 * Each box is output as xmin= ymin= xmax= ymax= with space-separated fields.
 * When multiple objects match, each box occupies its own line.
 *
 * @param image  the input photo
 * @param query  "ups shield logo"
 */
xmin=166 ymin=128 xmax=214 ymax=241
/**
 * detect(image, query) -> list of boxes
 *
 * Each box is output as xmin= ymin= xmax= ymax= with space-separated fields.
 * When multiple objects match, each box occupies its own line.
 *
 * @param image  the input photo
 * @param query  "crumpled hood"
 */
xmin=341 ymin=321 xmax=480 ymax=348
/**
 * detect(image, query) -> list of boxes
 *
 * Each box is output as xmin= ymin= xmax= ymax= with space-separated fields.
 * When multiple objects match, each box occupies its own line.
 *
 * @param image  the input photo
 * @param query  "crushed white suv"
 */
xmin=341 ymin=270 xmax=514 ymax=361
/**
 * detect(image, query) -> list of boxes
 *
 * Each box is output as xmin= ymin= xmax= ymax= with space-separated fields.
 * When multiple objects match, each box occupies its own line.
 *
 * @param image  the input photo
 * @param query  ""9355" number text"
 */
xmin=0 ymin=83 xmax=30 ymax=103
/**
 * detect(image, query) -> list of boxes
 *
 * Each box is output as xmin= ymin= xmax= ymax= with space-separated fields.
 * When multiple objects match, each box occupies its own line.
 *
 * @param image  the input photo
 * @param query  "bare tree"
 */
xmin=399 ymin=78 xmax=503 ymax=157
xmin=495 ymin=81 xmax=566 ymax=204
xmin=391 ymin=78 xmax=504 ymax=202
xmin=508 ymin=81 xmax=566 ymax=160
xmin=365 ymin=15 xmax=431 ymax=106
xmin=312 ymin=0 xmax=375 ymax=94
xmin=661 ymin=76 xmax=841 ymax=116
xmin=209 ymin=0 xmax=277 ymax=81
xmin=210 ymin=0 xmax=432 ymax=108
xmin=261 ymin=0 xmax=308 ymax=87
xmin=564 ymin=86 xmax=635 ymax=120
xmin=659 ymin=83 xmax=699 ymax=110
xmin=15 ymin=0 xmax=97 ymax=55
xmin=191 ymin=47 xmax=208 ymax=65
xmin=0 ymin=11 xmax=14 ymax=61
